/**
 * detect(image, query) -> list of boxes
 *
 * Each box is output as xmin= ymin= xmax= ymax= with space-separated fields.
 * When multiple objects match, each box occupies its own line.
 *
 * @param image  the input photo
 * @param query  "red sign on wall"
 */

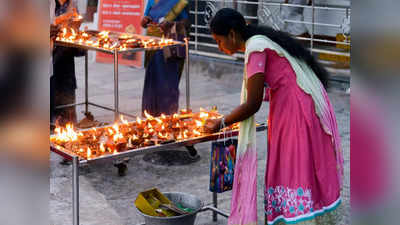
xmin=97 ymin=0 xmax=144 ymax=67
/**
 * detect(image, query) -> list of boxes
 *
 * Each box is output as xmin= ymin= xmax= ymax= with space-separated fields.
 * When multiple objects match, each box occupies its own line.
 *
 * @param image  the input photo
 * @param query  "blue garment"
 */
xmin=144 ymin=0 xmax=188 ymax=21
xmin=143 ymin=0 xmax=154 ymax=16
xmin=147 ymin=0 xmax=179 ymax=22
xmin=142 ymin=51 xmax=180 ymax=116
xmin=142 ymin=0 xmax=188 ymax=116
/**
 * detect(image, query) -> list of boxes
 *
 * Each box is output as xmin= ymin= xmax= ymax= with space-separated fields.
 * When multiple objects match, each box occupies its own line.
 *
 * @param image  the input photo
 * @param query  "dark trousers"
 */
xmin=50 ymin=75 xmax=77 ymax=125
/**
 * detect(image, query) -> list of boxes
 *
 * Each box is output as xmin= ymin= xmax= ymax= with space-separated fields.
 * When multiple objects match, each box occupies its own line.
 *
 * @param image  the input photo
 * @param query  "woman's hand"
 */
xmin=54 ymin=11 xmax=74 ymax=26
xmin=159 ymin=20 xmax=174 ymax=34
xmin=50 ymin=24 xmax=59 ymax=40
xmin=141 ymin=16 xmax=152 ymax=28
xmin=204 ymin=118 xmax=222 ymax=134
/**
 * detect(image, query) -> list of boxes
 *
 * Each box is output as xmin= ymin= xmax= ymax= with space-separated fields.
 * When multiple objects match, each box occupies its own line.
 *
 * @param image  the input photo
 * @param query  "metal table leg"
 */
xmin=85 ymin=51 xmax=89 ymax=114
xmin=213 ymin=192 xmax=218 ymax=221
xmin=185 ymin=38 xmax=190 ymax=110
xmin=114 ymin=49 xmax=119 ymax=121
xmin=72 ymin=156 xmax=80 ymax=225
xmin=185 ymin=145 xmax=198 ymax=158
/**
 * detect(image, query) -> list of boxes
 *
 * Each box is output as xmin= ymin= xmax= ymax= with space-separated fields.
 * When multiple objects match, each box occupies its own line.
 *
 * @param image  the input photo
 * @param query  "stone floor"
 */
xmin=50 ymin=54 xmax=350 ymax=225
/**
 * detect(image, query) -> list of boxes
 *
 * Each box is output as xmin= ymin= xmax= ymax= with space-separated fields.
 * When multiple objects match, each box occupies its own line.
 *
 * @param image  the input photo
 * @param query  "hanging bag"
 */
xmin=209 ymin=119 xmax=238 ymax=193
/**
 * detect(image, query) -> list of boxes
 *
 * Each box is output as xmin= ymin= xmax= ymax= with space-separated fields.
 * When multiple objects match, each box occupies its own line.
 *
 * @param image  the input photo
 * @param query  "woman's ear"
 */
xmin=229 ymin=29 xmax=235 ymax=39
xmin=229 ymin=29 xmax=237 ymax=45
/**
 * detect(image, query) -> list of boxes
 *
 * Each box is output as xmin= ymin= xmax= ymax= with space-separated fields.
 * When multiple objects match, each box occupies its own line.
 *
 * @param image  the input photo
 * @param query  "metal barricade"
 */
xmin=188 ymin=0 xmax=351 ymax=67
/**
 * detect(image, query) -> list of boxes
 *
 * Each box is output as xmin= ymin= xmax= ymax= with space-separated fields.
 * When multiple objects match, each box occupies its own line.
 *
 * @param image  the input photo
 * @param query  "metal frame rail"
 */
xmin=189 ymin=0 xmax=351 ymax=60
xmin=51 ymin=123 xmax=267 ymax=225
xmin=54 ymin=35 xmax=190 ymax=122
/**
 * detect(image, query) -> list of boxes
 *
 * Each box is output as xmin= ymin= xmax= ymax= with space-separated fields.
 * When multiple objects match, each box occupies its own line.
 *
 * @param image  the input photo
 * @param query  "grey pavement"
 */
xmin=50 ymin=54 xmax=350 ymax=225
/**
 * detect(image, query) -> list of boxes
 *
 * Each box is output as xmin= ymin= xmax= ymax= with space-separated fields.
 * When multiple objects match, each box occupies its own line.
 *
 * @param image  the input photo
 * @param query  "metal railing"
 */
xmin=188 ymin=0 xmax=351 ymax=62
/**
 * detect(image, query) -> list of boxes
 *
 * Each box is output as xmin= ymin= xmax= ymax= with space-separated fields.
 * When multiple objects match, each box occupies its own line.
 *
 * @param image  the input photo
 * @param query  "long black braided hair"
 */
xmin=210 ymin=8 xmax=329 ymax=87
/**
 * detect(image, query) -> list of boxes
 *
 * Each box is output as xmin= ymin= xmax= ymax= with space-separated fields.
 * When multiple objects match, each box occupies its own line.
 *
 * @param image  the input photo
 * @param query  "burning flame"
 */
xmin=158 ymin=132 xmax=168 ymax=139
xmin=108 ymin=128 xmax=114 ymax=135
xmin=144 ymin=110 xmax=154 ymax=120
xmin=119 ymin=44 xmax=127 ymax=51
xmin=155 ymin=117 xmax=163 ymax=124
xmin=173 ymin=113 xmax=179 ymax=119
xmin=120 ymin=115 xmax=129 ymax=125
xmin=127 ymin=137 xmax=133 ymax=147
xmin=195 ymin=120 xmax=203 ymax=127
xmin=113 ymin=123 xmax=120 ymax=132
xmin=110 ymin=42 xmax=118 ymax=49
xmin=136 ymin=117 xmax=142 ymax=124
xmin=199 ymin=112 xmax=209 ymax=119
xmin=100 ymin=143 xmax=105 ymax=153
xmin=193 ymin=130 xmax=201 ymax=136
xmin=70 ymin=28 xmax=76 ymax=36
xmin=159 ymin=36 xmax=174 ymax=46
xmin=54 ymin=123 xmax=78 ymax=142
xmin=99 ymin=31 xmax=110 ymax=38
xmin=177 ymin=132 xmax=183 ymax=140
xmin=161 ymin=114 xmax=166 ymax=120
xmin=113 ymin=133 xmax=123 ymax=142
xmin=120 ymin=34 xmax=131 ymax=39
xmin=126 ymin=39 xmax=137 ymax=43
xmin=87 ymin=147 xmax=92 ymax=159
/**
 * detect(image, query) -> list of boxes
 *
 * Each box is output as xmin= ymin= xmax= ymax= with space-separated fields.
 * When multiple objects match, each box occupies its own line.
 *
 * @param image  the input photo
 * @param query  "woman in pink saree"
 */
xmin=205 ymin=8 xmax=343 ymax=225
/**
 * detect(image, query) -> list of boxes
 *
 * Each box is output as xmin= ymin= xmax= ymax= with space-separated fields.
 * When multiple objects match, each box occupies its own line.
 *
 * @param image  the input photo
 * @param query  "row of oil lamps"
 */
xmin=55 ymin=27 xmax=176 ymax=51
xmin=51 ymin=109 xmax=224 ymax=160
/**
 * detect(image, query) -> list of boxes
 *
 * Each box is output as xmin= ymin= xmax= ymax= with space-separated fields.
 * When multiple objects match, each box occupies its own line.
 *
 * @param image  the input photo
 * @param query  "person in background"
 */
xmin=51 ymin=0 xmax=85 ymax=126
xmin=140 ymin=0 xmax=190 ymax=117
xmin=206 ymin=8 xmax=343 ymax=225
xmin=140 ymin=0 xmax=200 ymax=163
